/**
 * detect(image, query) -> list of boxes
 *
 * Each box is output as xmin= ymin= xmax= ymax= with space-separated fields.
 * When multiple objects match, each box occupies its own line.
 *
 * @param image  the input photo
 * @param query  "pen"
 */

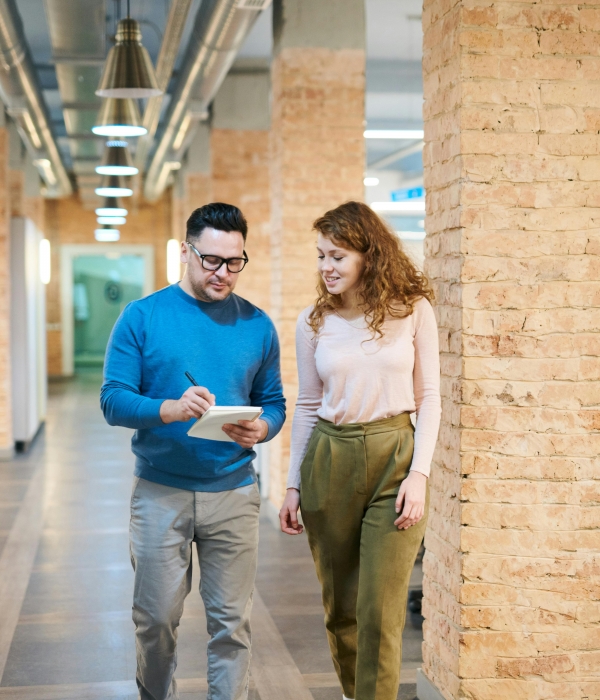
xmin=185 ymin=371 xmax=198 ymax=386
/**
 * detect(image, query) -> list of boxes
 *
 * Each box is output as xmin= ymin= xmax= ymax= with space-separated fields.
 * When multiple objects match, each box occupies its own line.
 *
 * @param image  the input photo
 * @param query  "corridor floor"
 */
xmin=0 ymin=373 xmax=423 ymax=700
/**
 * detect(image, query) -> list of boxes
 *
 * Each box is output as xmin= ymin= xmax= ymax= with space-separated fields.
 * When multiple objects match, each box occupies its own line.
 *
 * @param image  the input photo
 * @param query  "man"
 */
xmin=101 ymin=202 xmax=286 ymax=700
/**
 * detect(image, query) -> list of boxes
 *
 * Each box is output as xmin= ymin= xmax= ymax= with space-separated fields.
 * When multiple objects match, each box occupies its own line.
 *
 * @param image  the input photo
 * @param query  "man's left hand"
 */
xmin=222 ymin=418 xmax=268 ymax=448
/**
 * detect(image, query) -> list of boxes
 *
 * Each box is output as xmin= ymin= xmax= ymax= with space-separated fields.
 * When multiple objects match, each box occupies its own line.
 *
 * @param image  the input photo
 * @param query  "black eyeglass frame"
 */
xmin=187 ymin=242 xmax=249 ymax=273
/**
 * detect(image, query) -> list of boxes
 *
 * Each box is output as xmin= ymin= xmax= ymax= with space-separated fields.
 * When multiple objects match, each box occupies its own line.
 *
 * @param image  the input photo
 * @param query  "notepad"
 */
xmin=187 ymin=406 xmax=263 ymax=442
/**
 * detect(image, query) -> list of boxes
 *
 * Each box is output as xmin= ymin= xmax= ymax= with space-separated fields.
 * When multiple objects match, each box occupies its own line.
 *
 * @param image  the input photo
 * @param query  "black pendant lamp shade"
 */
xmin=92 ymin=98 xmax=146 ymax=137
xmin=96 ymin=18 xmax=162 ymax=99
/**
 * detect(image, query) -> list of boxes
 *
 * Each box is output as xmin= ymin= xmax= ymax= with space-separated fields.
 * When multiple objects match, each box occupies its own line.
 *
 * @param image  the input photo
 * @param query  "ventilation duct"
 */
xmin=0 ymin=0 xmax=72 ymax=196
xmin=144 ymin=0 xmax=270 ymax=201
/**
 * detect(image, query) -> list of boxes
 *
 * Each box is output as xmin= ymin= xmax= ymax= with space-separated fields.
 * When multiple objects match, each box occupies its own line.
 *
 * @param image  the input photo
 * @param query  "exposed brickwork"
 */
xmin=0 ymin=130 xmax=12 ymax=451
xmin=269 ymin=47 xmax=365 ymax=503
xmin=8 ymin=168 xmax=42 ymax=230
xmin=211 ymin=129 xmax=271 ymax=312
xmin=8 ymin=170 xmax=23 ymax=217
xmin=422 ymin=1 xmax=600 ymax=698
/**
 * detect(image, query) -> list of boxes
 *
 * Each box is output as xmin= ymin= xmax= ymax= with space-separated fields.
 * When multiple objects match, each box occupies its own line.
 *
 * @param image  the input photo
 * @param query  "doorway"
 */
xmin=60 ymin=245 xmax=155 ymax=375
xmin=73 ymin=255 xmax=145 ymax=368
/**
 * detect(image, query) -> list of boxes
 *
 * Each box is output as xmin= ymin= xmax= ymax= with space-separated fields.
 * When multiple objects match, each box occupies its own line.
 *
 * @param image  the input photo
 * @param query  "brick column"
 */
xmin=421 ymin=2 xmax=600 ymax=699
xmin=0 ymin=112 xmax=12 ymax=456
xmin=210 ymin=64 xmax=271 ymax=312
xmin=269 ymin=0 xmax=365 ymax=503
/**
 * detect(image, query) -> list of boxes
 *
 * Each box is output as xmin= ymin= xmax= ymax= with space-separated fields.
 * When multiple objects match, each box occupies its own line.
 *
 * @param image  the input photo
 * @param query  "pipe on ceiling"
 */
xmin=0 ymin=0 xmax=72 ymax=196
xmin=144 ymin=0 xmax=267 ymax=202
xmin=133 ymin=0 xmax=194 ymax=175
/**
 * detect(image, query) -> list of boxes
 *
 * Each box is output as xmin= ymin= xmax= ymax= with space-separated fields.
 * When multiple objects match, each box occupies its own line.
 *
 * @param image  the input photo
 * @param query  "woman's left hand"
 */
xmin=394 ymin=470 xmax=427 ymax=530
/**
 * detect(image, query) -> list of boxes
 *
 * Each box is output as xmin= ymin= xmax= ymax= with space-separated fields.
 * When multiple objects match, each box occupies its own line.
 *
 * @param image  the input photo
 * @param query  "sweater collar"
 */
xmin=171 ymin=282 xmax=234 ymax=312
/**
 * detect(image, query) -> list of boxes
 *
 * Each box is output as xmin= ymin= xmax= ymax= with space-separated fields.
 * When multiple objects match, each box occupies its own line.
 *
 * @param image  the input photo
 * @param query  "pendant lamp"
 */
xmin=96 ymin=141 xmax=138 ymax=176
xmin=96 ymin=8 xmax=162 ymax=99
xmin=95 ymin=197 xmax=128 ymax=217
xmin=92 ymin=98 xmax=146 ymax=137
xmin=95 ymin=175 xmax=133 ymax=198
xmin=94 ymin=226 xmax=121 ymax=242
xmin=97 ymin=216 xmax=127 ymax=225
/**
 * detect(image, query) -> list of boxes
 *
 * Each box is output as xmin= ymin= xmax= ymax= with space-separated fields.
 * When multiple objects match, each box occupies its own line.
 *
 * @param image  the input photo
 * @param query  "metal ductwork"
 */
xmin=0 ymin=0 xmax=72 ymax=196
xmin=144 ymin=0 xmax=270 ymax=202
xmin=133 ymin=0 xmax=194 ymax=175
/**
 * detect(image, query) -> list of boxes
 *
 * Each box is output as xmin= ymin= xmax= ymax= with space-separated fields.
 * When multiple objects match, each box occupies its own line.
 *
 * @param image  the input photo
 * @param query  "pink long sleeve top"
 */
xmin=286 ymin=297 xmax=442 ymax=490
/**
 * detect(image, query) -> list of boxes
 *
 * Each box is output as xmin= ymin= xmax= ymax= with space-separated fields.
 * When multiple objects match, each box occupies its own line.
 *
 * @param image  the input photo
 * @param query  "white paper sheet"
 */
xmin=186 ymin=406 xmax=263 ymax=442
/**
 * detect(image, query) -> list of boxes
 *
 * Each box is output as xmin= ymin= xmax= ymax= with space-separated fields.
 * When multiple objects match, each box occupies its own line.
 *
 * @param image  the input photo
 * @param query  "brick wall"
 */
xmin=0 ymin=129 xmax=12 ymax=453
xmin=269 ymin=47 xmax=365 ymax=502
xmin=422 ymin=1 xmax=600 ymax=698
xmin=211 ymin=129 xmax=271 ymax=312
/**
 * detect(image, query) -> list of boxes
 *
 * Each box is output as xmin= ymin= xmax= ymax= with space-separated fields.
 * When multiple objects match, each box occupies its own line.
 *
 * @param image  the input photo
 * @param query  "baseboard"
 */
xmin=416 ymin=669 xmax=446 ymax=700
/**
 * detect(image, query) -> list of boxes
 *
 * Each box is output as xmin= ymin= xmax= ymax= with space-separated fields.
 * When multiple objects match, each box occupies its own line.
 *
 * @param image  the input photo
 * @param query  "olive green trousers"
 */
xmin=300 ymin=413 xmax=429 ymax=700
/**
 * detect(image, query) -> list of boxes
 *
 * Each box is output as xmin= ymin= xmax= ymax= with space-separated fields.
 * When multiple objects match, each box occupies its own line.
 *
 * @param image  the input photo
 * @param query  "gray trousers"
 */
xmin=129 ymin=477 xmax=261 ymax=700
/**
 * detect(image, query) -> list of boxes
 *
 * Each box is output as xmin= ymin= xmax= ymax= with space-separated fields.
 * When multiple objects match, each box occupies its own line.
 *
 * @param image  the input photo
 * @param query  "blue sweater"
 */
xmin=100 ymin=284 xmax=286 ymax=492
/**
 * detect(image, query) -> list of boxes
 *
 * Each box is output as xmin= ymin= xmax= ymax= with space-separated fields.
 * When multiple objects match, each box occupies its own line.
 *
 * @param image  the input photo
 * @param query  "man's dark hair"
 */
xmin=186 ymin=202 xmax=248 ymax=242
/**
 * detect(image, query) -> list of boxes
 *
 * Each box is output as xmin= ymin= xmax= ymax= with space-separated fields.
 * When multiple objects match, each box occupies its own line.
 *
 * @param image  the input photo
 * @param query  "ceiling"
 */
xmin=8 ymin=0 xmax=423 ymax=210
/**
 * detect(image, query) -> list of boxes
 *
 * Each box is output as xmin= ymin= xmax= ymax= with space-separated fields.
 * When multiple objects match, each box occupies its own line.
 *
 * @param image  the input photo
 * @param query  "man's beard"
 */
xmin=189 ymin=275 xmax=233 ymax=302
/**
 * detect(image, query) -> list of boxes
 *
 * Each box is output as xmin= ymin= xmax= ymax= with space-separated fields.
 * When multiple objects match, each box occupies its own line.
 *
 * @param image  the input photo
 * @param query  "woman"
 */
xmin=279 ymin=201 xmax=441 ymax=700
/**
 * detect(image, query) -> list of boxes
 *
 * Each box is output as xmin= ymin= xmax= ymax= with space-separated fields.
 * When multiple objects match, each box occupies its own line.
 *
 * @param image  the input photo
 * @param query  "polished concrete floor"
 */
xmin=0 ymin=373 xmax=423 ymax=700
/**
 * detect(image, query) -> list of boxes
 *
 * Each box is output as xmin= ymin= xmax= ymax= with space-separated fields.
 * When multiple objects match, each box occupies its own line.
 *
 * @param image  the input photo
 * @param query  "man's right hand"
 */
xmin=160 ymin=386 xmax=216 ymax=424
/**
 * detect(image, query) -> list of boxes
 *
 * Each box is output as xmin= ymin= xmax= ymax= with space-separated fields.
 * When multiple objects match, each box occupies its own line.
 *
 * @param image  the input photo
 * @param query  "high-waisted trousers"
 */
xmin=300 ymin=413 xmax=429 ymax=700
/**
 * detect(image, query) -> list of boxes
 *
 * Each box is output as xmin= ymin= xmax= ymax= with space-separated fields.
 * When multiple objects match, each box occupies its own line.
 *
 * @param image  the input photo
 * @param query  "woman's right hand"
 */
xmin=279 ymin=488 xmax=304 ymax=535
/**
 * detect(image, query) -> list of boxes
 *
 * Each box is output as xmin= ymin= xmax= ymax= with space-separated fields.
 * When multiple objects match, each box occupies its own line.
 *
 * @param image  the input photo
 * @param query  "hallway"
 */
xmin=0 ymin=374 xmax=423 ymax=700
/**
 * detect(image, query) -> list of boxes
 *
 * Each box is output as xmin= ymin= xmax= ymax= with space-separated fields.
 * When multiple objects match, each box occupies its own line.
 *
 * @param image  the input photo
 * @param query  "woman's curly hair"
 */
xmin=308 ymin=200 xmax=433 ymax=338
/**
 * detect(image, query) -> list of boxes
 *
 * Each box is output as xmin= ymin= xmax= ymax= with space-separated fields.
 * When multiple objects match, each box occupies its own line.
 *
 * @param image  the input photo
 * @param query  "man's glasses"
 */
xmin=187 ymin=242 xmax=249 ymax=273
